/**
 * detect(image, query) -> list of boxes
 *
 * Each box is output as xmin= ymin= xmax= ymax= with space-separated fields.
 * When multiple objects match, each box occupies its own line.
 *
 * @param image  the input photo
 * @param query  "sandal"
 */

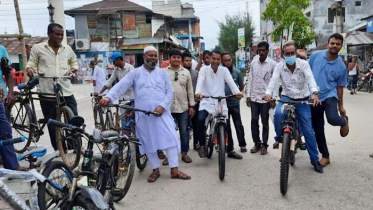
xmin=158 ymin=150 xmax=166 ymax=159
xmin=147 ymin=172 xmax=160 ymax=183
xmin=171 ymin=171 xmax=191 ymax=180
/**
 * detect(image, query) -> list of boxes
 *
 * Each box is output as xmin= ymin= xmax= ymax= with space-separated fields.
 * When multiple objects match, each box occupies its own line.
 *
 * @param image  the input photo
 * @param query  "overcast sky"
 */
xmin=0 ymin=0 xmax=260 ymax=50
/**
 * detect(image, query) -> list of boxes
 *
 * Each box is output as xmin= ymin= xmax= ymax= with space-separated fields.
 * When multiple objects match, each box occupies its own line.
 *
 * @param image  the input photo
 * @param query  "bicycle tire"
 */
xmin=205 ymin=121 xmax=214 ymax=159
xmin=9 ymin=96 xmax=34 ymax=153
xmin=56 ymin=106 xmax=81 ymax=169
xmin=38 ymin=161 xmax=73 ymax=210
xmin=113 ymin=142 xmax=136 ymax=202
xmin=93 ymin=105 xmax=105 ymax=131
xmin=218 ymin=124 xmax=225 ymax=181
xmin=136 ymin=144 xmax=148 ymax=170
xmin=69 ymin=195 xmax=100 ymax=210
xmin=280 ymin=132 xmax=291 ymax=195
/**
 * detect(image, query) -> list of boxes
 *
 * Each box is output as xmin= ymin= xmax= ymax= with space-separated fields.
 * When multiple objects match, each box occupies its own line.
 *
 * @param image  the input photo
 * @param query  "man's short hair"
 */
xmin=328 ymin=33 xmax=344 ymax=44
xmin=182 ymin=52 xmax=192 ymax=61
xmin=203 ymin=50 xmax=211 ymax=57
xmin=283 ymin=40 xmax=297 ymax=51
xmin=257 ymin=41 xmax=269 ymax=50
xmin=169 ymin=48 xmax=182 ymax=57
xmin=47 ymin=23 xmax=63 ymax=34
xmin=93 ymin=54 xmax=98 ymax=57
xmin=222 ymin=53 xmax=231 ymax=58
xmin=211 ymin=50 xmax=222 ymax=57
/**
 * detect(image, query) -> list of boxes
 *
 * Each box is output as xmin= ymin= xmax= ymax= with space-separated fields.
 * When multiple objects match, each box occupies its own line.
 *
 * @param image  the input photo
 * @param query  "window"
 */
xmin=306 ymin=12 xmax=311 ymax=18
xmin=356 ymin=1 xmax=361 ymax=6
xmin=146 ymin=14 xmax=152 ymax=24
xmin=328 ymin=7 xmax=345 ymax=23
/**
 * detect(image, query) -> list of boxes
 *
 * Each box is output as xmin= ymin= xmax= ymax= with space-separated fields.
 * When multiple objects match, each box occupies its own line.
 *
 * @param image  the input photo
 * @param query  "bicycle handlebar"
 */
xmin=202 ymin=95 xmax=235 ymax=100
xmin=266 ymin=98 xmax=314 ymax=105
xmin=108 ymin=104 xmax=158 ymax=116
xmin=0 ymin=137 xmax=26 ymax=147
xmin=90 ymin=92 xmax=105 ymax=97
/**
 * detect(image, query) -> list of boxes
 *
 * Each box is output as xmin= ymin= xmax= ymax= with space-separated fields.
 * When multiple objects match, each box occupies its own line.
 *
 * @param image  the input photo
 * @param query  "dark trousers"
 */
xmin=40 ymin=95 xmax=78 ymax=150
xmin=189 ymin=102 xmax=200 ymax=146
xmin=172 ymin=110 xmax=189 ymax=153
xmin=311 ymin=97 xmax=346 ymax=158
xmin=0 ymin=102 xmax=19 ymax=170
xmin=196 ymin=110 xmax=209 ymax=146
xmin=227 ymin=104 xmax=246 ymax=152
xmin=250 ymin=101 xmax=270 ymax=147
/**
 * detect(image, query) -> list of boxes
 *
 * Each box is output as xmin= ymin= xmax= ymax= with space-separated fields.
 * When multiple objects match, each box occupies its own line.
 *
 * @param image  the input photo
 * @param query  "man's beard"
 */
xmin=226 ymin=66 xmax=233 ymax=72
xmin=184 ymin=65 xmax=191 ymax=70
xmin=144 ymin=59 xmax=158 ymax=68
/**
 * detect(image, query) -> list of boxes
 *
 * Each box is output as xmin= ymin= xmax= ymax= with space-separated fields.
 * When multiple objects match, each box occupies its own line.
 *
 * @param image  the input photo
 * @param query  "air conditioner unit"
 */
xmin=75 ymin=39 xmax=90 ymax=50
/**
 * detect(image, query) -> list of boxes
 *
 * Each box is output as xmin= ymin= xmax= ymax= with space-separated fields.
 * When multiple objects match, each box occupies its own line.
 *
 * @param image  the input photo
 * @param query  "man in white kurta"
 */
xmin=100 ymin=46 xmax=191 ymax=182
xmin=194 ymin=50 xmax=243 ymax=157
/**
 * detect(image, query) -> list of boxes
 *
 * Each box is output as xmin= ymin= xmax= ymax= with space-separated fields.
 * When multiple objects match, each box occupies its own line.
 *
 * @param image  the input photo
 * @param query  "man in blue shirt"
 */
xmin=222 ymin=53 xmax=247 ymax=158
xmin=308 ymin=33 xmax=349 ymax=167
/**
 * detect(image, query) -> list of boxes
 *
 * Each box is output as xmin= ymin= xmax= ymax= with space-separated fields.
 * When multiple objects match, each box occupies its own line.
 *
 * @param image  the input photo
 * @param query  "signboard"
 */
xmin=238 ymin=27 xmax=245 ymax=48
xmin=123 ymin=14 xmax=136 ymax=30
xmin=367 ymin=18 xmax=373 ymax=33
xmin=121 ymin=44 xmax=153 ymax=50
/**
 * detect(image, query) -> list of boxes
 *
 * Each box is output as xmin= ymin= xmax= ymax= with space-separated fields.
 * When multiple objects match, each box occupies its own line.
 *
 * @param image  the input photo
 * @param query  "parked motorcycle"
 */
xmin=357 ymin=69 xmax=373 ymax=93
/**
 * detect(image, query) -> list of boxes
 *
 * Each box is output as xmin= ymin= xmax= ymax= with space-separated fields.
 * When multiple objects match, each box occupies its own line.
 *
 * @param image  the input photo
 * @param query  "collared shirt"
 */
xmin=266 ymin=58 xmax=319 ymax=99
xmin=92 ymin=66 xmax=108 ymax=94
xmin=196 ymin=65 xmax=240 ymax=115
xmin=26 ymin=42 xmax=78 ymax=96
xmin=247 ymin=57 xmax=277 ymax=103
xmin=225 ymin=68 xmax=243 ymax=107
xmin=105 ymin=62 xmax=134 ymax=100
xmin=165 ymin=65 xmax=195 ymax=113
xmin=0 ymin=45 xmax=12 ymax=98
xmin=309 ymin=50 xmax=347 ymax=101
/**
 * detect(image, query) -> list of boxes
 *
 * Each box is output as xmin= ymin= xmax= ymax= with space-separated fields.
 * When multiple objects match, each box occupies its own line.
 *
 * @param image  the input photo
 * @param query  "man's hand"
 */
xmin=339 ymin=106 xmax=346 ymax=117
xmin=310 ymin=94 xmax=322 ymax=107
xmin=0 ymin=87 xmax=4 ymax=103
xmin=270 ymin=101 xmax=276 ymax=108
xmin=154 ymin=106 xmax=165 ymax=117
xmin=199 ymin=52 xmax=204 ymax=62
xmin=263 ymin=94 xmax=272 ymax=102
xmin=26 ymin=67 xmax=35 ymax=77
xmin=195 ymin=93 xmax=203 ymax=99
xmin=99 ymin=97 xmax=111 ymax=107
xmin=65 ymin=69 xmax=76 ymax=76
xmin=246 ymin=97 xmax=251 ymax=107
xmin=235 ymin=92 xmax=243 ymax=100
xmin=189 ymin=107 xmax=195 ymax=118
xmin=6 ymin=92 xmax=15 ymax=108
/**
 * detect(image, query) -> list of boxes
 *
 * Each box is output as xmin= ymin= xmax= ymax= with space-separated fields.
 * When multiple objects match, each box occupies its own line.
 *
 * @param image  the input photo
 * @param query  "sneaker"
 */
xmin=240 ymin=147 xmax=248 ymax=153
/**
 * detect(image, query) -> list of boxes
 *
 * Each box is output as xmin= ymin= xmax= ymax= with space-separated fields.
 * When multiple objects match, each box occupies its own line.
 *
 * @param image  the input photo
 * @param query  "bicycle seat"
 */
xmin=101 ymin=131 xmax=119 ymax=139
xmin=18 ymin=147 xmax=47 ymax=161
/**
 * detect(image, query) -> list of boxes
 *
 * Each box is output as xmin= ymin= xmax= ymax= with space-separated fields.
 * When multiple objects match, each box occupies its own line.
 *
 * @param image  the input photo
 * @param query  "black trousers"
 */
xmin=40 ymin=95 xmax=78 ymax=150
xmin=250 ymin=101 xmax=271 ymax=147
xmin=311 ymin=97 xmax=346 ymax=158
xmin=227 ymin=104 xmax=247 ymax=152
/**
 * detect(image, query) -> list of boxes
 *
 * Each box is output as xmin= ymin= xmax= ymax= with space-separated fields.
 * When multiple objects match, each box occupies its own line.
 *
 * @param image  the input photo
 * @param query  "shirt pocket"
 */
xmin=327 ymin=69 xmax=337 ymax=83
xmin=178 ymin=73 xmax=188 ymax=87
xmin=58 ymin=54 xmax=69 ymax=71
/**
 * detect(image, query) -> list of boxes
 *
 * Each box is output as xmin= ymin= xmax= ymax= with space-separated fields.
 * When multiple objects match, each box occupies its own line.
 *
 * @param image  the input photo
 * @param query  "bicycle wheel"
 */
xmin=280 ymin=132 xmax=291 ymax=195
xmin=38 ymin=161 xmax=73 ymax=210
xmin=113 ymin=142 xmax=136 ymax=202
xmin=105 ymin=110 xmax=114 ymax=131
xmin=218 ymin=124 xmax=226 ymax=181
xmin=205 ymin=122 xmax=214 ymax=159
xmin=69 ymin=195 xmax=100 ymax=210
xmin=93 ymin=105 xmax=104 ymax=131
xmin=9 ymin=96 xmax=34 ymax=153
xmin=136 ymin=144 xmax=148 ymax=170
xmin=56 ymin=106 xmax=81 ymax=169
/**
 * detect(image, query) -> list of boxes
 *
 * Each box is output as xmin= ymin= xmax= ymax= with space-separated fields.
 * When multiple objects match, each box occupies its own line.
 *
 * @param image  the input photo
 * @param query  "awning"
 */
xmin=345 ymin=31 xmax=373 ymax=46
xmin=174 ymin=34 xmax=203 ymax=39
xmin=122 ymin=37 xmax=164 ymax=45
xmin=347 ymin=22 xmax=367 ymax=32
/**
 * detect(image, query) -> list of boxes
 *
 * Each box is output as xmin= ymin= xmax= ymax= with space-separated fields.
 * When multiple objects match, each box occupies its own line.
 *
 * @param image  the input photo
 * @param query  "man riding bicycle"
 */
xmin=194 ymin=50 xmax=243 ymax=158
xmin=263 ymin=41 xmax=323 ymax=173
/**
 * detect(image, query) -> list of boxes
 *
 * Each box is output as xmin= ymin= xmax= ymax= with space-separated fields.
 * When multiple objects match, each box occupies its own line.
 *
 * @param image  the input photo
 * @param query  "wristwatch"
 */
xmin=312 ymin=91 xmax=318 ymax=95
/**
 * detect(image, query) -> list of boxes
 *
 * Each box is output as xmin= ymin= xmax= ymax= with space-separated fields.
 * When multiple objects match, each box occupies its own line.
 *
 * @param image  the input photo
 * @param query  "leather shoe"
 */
xmin=240 ymin=147 xmax=248 ymax=153
xmin=311 ymin=161 xmax=323 ymax=173
xmin=319 ymin=157 xmax=330 ymax=167
xmin=250 ymin=145 xmax=261 ymax=153
xmin=340 ymin=116 xmax=349 ymax=137
xmin=273 ymin=141 xmax=279 ymax=149
xmin=260 ymin=146 xmax=268 ymax=155
xmin=227 ymin=151 xmax=242 ymax=159
xmin=181 ymin=154 xmax=192 ymax=163
xmin=197 ymin=146 xmax=206 ymax=158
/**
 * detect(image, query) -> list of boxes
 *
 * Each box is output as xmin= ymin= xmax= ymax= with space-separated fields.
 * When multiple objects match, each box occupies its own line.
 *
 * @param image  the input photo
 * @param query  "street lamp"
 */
xmin=47 ymin=3 xmax=55 ymax=23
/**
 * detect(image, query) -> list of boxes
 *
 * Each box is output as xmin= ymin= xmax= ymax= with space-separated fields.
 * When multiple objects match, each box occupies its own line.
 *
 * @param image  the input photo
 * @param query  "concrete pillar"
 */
xmin=48 ymin=0 xmax=67 ymax=45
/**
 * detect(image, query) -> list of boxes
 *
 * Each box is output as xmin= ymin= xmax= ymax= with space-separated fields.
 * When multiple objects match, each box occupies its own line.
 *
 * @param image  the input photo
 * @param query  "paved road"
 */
xmin=2 ymin=84 xmax=372 ymax=209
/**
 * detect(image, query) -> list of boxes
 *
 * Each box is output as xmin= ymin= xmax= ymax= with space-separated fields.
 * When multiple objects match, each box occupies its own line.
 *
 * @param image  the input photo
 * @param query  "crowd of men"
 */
xmin=0 ymin=23 xmax=350 ymax=183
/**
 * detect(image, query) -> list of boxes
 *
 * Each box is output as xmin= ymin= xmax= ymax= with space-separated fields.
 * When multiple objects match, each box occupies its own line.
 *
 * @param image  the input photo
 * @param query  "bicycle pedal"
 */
xmin=119 ymin=167 xmax=127 ymax=172
xmin=111 ymin=188 xmax=123 ymax=196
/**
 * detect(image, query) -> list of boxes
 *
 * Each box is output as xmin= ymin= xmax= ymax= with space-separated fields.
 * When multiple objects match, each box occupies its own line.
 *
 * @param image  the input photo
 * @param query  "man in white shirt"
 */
xmin=90 ymin=61 xmax=107 ymax=94
xmin=263 ymin=41 xmax=323 ymax=173
xmin=194 ymin=50 xmax=243 ymax=158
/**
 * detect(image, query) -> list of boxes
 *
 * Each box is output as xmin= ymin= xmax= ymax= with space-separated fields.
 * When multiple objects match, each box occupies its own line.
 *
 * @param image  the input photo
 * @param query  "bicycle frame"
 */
xmin=204 ymin=96 xmax=229 ymax=145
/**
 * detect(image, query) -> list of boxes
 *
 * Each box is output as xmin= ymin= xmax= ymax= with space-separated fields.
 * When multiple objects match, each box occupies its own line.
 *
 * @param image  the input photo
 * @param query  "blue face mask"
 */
xmin=285 ymin=55 xmax=297 ymax=65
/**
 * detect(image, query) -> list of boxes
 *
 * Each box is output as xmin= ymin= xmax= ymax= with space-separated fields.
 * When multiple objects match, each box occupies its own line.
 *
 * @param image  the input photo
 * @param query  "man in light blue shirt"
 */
xmin=308 ymin=33 xmax=349 ymax=168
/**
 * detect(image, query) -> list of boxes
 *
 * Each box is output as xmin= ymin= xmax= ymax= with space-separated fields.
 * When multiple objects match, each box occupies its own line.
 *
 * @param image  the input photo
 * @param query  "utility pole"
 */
xmin=48 ymin=0 xmax=67 ymax=45
xmin=14 ymin=0 xmax=28 ymax=74
xmin=331 ymin=0 xmax=343 ymax=33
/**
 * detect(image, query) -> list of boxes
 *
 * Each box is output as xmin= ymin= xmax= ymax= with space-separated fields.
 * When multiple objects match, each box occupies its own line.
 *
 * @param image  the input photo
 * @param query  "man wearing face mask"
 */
xmin=99 ymin=46 xmax=191 ymax=182
xmin=263 ymin=41 xmax=323 ymax=173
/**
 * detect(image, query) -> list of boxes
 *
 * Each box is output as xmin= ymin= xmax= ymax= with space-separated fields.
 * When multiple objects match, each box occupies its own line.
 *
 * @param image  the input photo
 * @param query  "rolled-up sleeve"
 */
xmin=105 ymin=68 xmax=118 ymax=88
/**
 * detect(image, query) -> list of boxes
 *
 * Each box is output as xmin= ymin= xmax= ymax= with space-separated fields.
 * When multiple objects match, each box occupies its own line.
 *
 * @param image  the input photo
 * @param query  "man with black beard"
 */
xmin=222 ymin=53 xmax=247 ymax=158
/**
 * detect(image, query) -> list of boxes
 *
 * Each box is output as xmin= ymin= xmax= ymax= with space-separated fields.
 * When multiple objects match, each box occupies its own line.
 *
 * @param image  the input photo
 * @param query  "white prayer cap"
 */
xmin=144 ymin=46 xmax=157 ymax=54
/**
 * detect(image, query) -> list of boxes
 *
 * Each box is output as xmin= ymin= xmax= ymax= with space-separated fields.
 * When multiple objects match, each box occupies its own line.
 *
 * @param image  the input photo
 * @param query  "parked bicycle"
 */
xmin=48 ymin=115 xmax=139 ymax=207
xmin=202 ymin=95 xmax=235 ymax=181
xmin=91 ymin=92 xmax=114 ymax=131
xmin=9 ymin=74 xmax=81 ymax=169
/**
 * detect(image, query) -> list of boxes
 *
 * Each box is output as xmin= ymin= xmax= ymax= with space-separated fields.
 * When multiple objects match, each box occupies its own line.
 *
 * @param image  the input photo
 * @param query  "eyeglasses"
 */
xmin=284 ymin=52 xmax=296 ymax=57
xmin=175 ymin=72 xmax=178 ymax=81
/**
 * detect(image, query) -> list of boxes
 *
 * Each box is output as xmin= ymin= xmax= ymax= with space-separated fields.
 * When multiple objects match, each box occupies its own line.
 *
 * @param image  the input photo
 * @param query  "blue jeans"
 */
xmin=196 ymin=110 xmax=209 ymax=147
xmin=274 ymin=96 xmax=319 ymax=162
xmin=172 ymin=110 xmax=189 ymax=153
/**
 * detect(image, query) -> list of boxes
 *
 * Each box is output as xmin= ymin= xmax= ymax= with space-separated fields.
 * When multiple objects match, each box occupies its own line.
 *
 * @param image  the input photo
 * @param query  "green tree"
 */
xmin=262 ymin=0 xmax=316 ymax=49
xmin=217 ymin=13 xmax=255 ymax=56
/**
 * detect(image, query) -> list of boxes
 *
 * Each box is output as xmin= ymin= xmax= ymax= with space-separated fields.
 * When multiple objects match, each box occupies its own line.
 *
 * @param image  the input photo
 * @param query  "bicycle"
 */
xmin=273 ymin=99 xmax=314 ymax=195
xmin=9 ymin=74 xmax=81 ymax=169
xmin=202 ymin=95 xmax=235 ymax=181
xmin=91 ymin=92 xmax=105 ymax=131
xmin=48 ymin=115 xmax=139 ymax=207
xmin=0 ymin=137 xmax=99 ymax=210
xmin=108 ymin=102 xmax=156 ymax=171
